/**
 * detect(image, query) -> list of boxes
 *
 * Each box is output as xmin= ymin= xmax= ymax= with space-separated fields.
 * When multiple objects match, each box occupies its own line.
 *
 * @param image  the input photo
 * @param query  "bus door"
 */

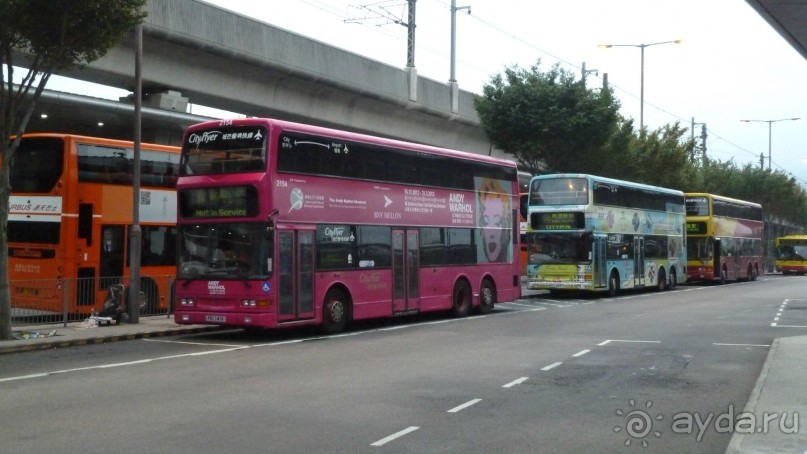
xmin=392 ymin=229 xmax=420 ymax=313
xmin=634 ymin=236 xmax=645 ymax=287
xmin=593 ymin=235 xmax=607 ymax=288
xmin=278 ymin=229 xmax=315 ymax=322
xmin=714 ymin=238 xmax=722 ymax=280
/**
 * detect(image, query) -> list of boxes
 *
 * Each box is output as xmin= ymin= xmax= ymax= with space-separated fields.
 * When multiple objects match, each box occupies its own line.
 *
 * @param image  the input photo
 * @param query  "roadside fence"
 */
xmin=10 ymin=275 xmax=174 ymax=327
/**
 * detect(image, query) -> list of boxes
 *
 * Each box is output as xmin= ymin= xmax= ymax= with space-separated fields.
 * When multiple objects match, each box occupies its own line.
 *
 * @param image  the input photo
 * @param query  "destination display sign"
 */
xmin=180 ymin=185 xmax=258 ymax=218
xmin=686 ymin=221 xmax=708 ymax=235
xmin=531 ymin=211 xmax=585 ymax=230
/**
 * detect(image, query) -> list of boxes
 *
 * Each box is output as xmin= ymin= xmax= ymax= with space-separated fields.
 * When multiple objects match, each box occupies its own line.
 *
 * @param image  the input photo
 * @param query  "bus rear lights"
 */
xmin=180 ymin=298 xmax=195 ymax=306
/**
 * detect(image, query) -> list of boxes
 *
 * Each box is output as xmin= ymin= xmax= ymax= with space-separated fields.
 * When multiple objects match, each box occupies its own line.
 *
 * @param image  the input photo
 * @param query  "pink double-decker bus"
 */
xmin=174 ymin=118 xmax=522 ymax=333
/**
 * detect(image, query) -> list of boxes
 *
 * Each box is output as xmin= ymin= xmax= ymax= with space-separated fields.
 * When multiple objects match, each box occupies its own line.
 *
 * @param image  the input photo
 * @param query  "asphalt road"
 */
xmin=2 ymin=275 xmax=805 ymax=453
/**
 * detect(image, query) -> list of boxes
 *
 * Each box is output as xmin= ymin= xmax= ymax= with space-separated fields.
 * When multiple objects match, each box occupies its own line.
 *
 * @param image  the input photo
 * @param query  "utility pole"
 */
xmin=449 ymin=0 xmax=470 ymax=113
xmin=346 ymin=1 xmax=418 ymax=101
xmin=581 ymin=62 xmax=598 ymax=87
xmin=128 ymin=19 xmax=143 ymax=323
xmin=691 ymin=118 xmax=707 ymax=165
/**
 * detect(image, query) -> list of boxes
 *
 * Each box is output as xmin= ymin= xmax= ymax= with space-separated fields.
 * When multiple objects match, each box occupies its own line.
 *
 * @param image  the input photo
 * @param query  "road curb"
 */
xmin=0 ymin=325 xmax=224 ymax=355
xmin=724 ymin=337 xmax=779 ymax=454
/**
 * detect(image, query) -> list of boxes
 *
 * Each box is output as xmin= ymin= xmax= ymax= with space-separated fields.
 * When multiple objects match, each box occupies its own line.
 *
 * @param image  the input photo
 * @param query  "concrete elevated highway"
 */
xmin=24 ymin=0 xmax=500 ymax=159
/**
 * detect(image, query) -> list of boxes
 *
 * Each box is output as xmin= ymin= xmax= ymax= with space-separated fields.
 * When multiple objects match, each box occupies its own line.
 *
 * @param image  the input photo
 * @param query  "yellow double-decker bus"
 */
xmin=685 ymin=193 xmax=763 ymax=283
xmin=775 ymin=235 xmax=807 ymax=275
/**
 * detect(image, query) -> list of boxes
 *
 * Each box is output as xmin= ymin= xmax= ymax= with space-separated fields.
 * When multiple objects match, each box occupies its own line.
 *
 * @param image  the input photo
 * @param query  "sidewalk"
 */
xmin=726 ymin=335 xmax=807 ymax=453
xmin=2 ymin=315 xmax=223 ymax=355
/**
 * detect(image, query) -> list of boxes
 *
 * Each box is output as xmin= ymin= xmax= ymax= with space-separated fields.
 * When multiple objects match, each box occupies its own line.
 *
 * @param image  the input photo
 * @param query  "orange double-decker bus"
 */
xmin=8 ymin=134 xmax=180 ymax=319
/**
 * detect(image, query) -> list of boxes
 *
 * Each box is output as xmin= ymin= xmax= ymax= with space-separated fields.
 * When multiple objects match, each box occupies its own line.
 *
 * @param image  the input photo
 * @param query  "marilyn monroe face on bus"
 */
xmin=478 ymin=178 xmax=511 ymax=263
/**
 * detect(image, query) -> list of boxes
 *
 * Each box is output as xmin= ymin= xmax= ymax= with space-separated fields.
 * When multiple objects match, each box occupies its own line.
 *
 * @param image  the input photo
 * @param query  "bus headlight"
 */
xmin=181 ymin=298 xmax=195 ymax=306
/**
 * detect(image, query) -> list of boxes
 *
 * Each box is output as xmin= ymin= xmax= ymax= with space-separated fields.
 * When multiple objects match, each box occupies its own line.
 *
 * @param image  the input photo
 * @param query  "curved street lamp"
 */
xmin=599 ymin=40 xmax=682 ymax=134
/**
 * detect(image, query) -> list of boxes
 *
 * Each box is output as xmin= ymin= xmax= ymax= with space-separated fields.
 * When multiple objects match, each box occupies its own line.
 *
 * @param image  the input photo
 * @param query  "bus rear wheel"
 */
xmin=657 ymin=268 xmax=667 ymax=292
xmin=607 ymin=271 xmax=620 ymax=297
xmin=322 ymin=288 xmax=349 ymax=334
xmin=452 ymin=280 xmax=472 ymax=317
xmin=478 ymin=279 xmax=496 ymax=314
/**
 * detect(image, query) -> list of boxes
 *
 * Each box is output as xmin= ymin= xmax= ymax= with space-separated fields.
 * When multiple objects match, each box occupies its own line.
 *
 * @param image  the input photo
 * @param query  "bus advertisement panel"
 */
xmin=775 ymin=235 xmax=807 ymax=275
xmin=525 ymin=174 xmax=687 ymax=295
xmin=174 ymin=118 xmax=521 ymax=333
xmin=685 ymin=193 xmax=763 ymax=283
xmin=8 ymin=134 xmax=179 ymax=319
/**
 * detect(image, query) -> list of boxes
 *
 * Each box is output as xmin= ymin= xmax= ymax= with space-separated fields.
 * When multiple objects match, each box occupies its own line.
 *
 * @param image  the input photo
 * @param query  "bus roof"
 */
xmin=530 ymin=173 xmax=685 ymax=197
xmin=18 ymin=132 xmax=179 ymax=152
xmin=684 ymin=192 xmax=762 ymax=208
xmin=185 ymin=117 xmax=517 ymax=170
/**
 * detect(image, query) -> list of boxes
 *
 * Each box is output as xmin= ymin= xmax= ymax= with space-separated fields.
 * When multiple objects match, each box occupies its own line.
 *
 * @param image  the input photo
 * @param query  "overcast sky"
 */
xmin=43 ymin=0 xmax=807 ymax=186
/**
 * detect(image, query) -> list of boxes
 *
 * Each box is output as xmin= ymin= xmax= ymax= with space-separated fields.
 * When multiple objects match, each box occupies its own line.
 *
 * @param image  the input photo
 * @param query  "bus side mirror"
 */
xmin=530 ymin=212 xmax=539 ymax=230
xmin=265 ymin=209 xmax=279 ymax=238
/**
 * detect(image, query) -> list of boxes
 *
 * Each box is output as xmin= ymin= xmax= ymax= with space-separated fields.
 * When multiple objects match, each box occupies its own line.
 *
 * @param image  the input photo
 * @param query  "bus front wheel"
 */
xmin=322 ymin=288 xmax=349 ymax=334
xmin=452 ymin=280 xmax=472 ymax=317
xmin=607 ymin=271 xmax=620 ymax=297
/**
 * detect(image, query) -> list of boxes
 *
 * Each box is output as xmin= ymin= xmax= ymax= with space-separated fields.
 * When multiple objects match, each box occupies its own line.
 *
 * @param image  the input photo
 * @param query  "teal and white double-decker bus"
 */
xmin=525 ymin=174 xmax=687 ymax=296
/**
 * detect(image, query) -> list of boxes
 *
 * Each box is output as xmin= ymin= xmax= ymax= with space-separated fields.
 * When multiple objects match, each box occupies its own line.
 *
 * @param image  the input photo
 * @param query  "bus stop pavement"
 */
xmin=2 ymin=315 xmax=223 ymax=354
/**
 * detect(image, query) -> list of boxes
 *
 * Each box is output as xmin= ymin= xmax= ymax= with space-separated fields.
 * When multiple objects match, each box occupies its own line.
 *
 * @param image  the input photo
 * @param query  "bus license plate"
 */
xmin=205 ymin=315 xmax=226 ymax=323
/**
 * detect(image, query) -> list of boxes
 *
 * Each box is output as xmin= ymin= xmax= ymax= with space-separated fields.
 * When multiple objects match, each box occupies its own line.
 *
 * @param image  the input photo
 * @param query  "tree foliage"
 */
xmin=0 ymin=0 xmax=147 ymax=339
xmin=476 ymin=60 xmax=807 ymax=235
xmin=475 ymin=61 xmax=621 ymax=175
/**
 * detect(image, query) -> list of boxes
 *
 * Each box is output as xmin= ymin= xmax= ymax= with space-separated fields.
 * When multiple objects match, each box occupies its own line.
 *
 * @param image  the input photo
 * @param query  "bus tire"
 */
xmin=452 ymin=280 xmax=472 ymax=317
xmin=656 ymin=268 xmax=666 ymax=292
xmin=607 ymin=271 xmax=620 ymax=297
xmin=478 ymin=278 xmax=496 ymax=314
xmin=322 ymin=288 xmax=349 ymax=334
xmin=668 ymin=268 xmax=677 ymax=290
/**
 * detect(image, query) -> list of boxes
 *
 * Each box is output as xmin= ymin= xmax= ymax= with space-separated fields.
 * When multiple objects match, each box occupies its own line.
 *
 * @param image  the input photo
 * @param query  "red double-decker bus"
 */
xmin=174 ymin=118 xmax=522 ymax=332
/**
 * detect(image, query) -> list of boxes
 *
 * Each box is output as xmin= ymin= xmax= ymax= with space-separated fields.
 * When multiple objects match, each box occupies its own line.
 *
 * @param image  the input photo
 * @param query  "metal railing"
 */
xmin=10 ymin=275 xmax=174 ymax=327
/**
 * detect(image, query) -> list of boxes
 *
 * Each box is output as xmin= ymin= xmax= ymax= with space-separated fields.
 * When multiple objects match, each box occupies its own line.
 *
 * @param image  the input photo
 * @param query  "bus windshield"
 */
xmin=685 ymin=196 xmax=709 ymax=216
xmin=687 ymin=237 xmax=713 ymax=260
xmin=778 ymin=243 xmax=807 ymax=261
xmin=528 ymin=232 xmax=591 ymax=265
xmin=529 ymin=177 xmax=588 ymax=206
xmin=178 ymin=223 xmax=273 ymax=279
xmin=181 ymin=125 xmax=267 ymax=175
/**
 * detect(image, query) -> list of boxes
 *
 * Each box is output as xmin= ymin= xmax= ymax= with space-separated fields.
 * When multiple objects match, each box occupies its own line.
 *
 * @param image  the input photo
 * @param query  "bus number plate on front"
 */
xmin=205 ymin=315 xmax=226 ymax=323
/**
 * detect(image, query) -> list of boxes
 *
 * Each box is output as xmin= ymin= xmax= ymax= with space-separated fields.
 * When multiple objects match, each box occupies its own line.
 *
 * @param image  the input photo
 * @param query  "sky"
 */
xmin=45 ymin=0 xmax=807 ymax=186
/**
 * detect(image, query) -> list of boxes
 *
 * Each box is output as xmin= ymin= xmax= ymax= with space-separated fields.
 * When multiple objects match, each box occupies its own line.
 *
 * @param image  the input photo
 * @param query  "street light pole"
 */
xmin=740 ymin=118 xmax=801 ymax=171
xmin=599 ymin=40 xmax=682 ymax=134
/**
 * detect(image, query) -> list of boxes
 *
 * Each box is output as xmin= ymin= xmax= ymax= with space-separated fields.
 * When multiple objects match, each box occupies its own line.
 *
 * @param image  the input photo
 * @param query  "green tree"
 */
xmin=475 ymin=61 xmax=621 ymax=175
xmin=0 ymin=0 xmax=147 ymax=340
